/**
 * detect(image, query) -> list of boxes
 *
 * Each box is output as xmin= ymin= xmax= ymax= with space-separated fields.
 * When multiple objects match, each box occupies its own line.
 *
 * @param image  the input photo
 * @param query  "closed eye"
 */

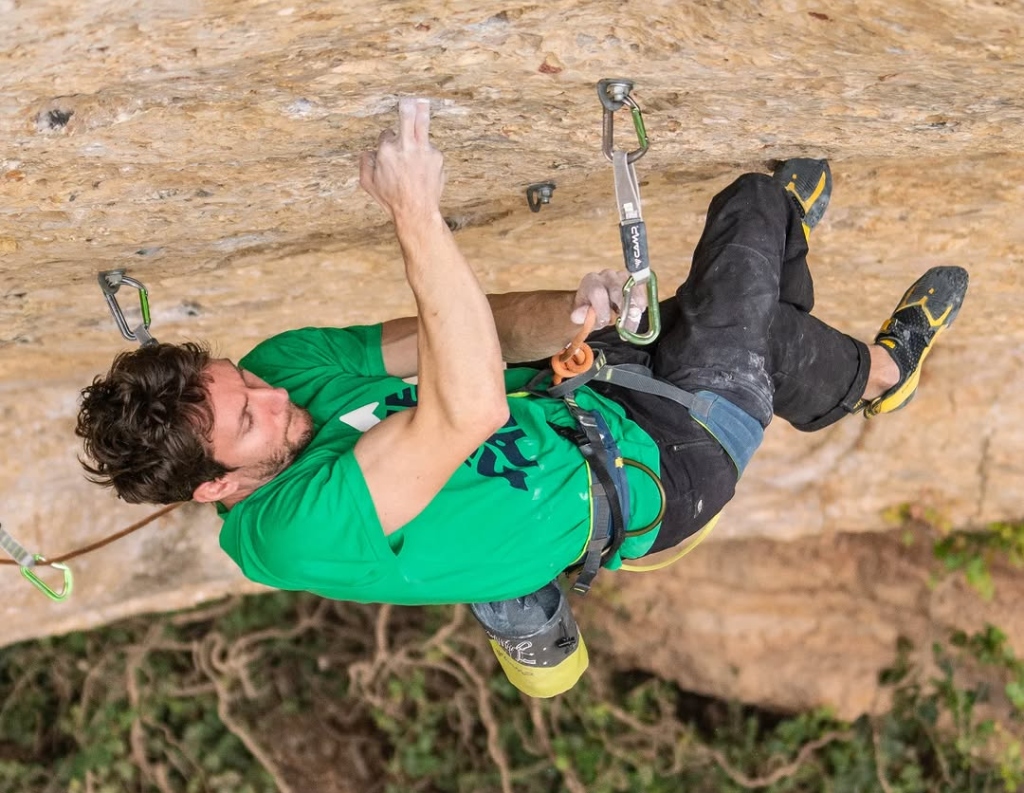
xmin=234 ymin=364 xmax=253 ymax=436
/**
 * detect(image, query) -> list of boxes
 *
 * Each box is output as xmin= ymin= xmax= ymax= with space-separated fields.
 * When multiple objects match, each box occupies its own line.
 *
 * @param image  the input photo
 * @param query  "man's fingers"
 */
xmin=627 ymin=286 xmax=649 ymax=312
xmin=359 ymin=151 xmax=376 ymax=190
xmin=574 ymin=285 xmax=613 ymax=326
xmin=623 ymin=305 xmax=645 ymax=332
xmin=570 ymin=305 xmax=590 ymax=324
xmin=571 ymin=269 xmax=652 ymax=330
xmin=397 ymin=97 xmax=417 ymax=144
xmin=397 ymin=96 xmax=431 ymax=146
xmin=377 ymin=128 xmax=396 ymax=147
xmin=359 ymin=152 xmax=388 ymax=212
xmin=413 ymin=98 xmax=431 ymax=143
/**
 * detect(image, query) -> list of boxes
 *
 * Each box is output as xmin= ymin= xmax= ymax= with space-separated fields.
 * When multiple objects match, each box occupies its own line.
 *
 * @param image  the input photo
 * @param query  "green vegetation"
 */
xmin=933 ymin=521 xmax=1024 ymax=601
xmin=2 ymin=517 xmax=1023 ymax=792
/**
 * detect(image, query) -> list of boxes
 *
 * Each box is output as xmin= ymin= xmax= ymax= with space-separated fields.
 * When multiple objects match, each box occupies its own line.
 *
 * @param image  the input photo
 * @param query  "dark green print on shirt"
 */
xmin=383 ymin=389 xmax=538 ymax=491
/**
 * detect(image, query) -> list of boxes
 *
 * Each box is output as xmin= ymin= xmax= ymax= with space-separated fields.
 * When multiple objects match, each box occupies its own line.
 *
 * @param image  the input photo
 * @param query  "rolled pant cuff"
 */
xmin=789 ymin=338 xmax=872 ymax=432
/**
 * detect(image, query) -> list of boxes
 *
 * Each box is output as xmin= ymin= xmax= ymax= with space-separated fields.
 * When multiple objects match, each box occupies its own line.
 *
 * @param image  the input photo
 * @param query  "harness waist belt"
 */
xmin=546 ymin=350 xmax=764 ymax=475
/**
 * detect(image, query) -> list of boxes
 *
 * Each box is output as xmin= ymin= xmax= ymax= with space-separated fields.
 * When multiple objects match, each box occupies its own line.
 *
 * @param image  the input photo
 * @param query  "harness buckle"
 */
xmin=98 ymin=270 xmax=157 ymax=346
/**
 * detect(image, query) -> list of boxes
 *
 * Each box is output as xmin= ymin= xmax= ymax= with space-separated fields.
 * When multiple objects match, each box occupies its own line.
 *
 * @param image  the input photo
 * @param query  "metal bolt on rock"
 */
xmin=526 ymin=182 xmax=557 ymax=212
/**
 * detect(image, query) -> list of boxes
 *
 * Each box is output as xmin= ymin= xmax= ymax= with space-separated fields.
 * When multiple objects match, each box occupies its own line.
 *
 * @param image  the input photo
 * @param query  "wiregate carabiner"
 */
xmin=99 ymin=270 xmax=157 ymax=346
xmin=21 ymin=556 xmax=73 ymax=602
xmin=598 ymin=79 xmax=649 ymax=164
xmin=1 ymin=523 xmax=73 ymax=602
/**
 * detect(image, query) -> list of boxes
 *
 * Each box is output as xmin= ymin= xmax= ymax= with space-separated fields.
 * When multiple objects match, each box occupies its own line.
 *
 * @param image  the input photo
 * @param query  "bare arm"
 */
xmin=354 ymin=99 xmax=508 ymax=533
xmin=380 ymin=290 xmax=575 ymax=376
xmin=380 ymin=270 xmax=646 ymax=377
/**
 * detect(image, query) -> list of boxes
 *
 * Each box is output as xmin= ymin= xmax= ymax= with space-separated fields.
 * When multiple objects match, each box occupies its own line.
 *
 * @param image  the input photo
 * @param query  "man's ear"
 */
xmin=193 ymin=476 xmax=238 ymax=504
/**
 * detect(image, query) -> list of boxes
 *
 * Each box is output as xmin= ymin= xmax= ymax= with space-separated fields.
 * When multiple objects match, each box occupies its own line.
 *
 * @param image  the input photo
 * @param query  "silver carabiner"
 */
xmin=598 ymin=79 xmax=649 ymax=164
xmin=99 ymin=270 xmax=157 ymax=346
xmin=610 ymin=149 xmax=661 ymax=345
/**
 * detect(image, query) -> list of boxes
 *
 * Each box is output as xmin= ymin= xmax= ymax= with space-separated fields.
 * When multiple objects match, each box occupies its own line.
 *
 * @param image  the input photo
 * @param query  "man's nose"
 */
xmin=258 ymin=386 xmax=289 ymax=412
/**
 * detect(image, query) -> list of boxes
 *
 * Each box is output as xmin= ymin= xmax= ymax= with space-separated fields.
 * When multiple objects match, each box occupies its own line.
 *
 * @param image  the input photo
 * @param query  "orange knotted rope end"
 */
xmin=551 ymin=307 xmax=597 ymax=385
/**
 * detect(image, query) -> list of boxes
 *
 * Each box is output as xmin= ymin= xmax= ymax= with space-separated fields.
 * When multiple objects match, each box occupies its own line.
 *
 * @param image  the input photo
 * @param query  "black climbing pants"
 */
xmin=587 ymin=172 xmax=871 ymax=552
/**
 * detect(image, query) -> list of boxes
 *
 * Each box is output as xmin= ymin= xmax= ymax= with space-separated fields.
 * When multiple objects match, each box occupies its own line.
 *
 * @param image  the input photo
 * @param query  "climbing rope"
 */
xmin=1 ymin=270 xmax=165 ymax=602
xmin=551 ymin=307 xmax=597 ymax=385
xmin=620 ymin=513 xmax=722 ymax=572
xmin=0 ymin=505 xmax=185 ymax=601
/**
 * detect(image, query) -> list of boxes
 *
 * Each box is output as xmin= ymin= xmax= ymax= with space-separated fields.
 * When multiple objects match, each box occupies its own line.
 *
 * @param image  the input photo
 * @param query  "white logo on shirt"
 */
xmin=338 ymin=402 xmax=381 ymax=432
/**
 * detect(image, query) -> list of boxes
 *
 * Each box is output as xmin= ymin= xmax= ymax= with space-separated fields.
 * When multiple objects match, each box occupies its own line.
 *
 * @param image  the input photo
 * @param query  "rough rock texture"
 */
xmin=1 ymin=0 xmax=1022 ymax=716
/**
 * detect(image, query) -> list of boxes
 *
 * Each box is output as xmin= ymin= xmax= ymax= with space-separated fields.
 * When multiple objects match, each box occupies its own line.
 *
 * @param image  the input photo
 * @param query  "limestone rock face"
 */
xmin=1 ymin=0 xmax=1021 ymax=716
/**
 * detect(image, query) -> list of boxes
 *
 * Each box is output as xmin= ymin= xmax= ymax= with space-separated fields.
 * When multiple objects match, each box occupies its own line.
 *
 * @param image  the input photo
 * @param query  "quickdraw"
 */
xmin=1 ymin=270 xmax=165 ymax=601
xmin=0 ymin=504 xmax=183 ymax=601
xmin=597 ymin=78 xmax=661 ymax=346
xmin=0 ymin=524 xmax=73 ymax=602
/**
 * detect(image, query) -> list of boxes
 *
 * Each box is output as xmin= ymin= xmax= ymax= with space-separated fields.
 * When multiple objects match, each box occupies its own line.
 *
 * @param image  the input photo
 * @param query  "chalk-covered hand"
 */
xmin=359 ymin=97 xmax=444 ymax=223
xmin=570 ymin=269 xmax=647 ymax=332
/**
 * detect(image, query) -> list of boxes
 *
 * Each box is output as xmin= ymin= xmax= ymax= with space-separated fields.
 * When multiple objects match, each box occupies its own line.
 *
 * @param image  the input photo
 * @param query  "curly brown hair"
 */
xmin=76 ymin=342 xmax=234 ymax=504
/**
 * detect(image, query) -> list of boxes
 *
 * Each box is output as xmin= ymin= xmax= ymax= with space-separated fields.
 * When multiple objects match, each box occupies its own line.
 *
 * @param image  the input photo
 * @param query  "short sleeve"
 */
xmin=220 ymin=450 xmax=398 ymax=601
xmin=240 ymin=325 xmax=387 ymax=382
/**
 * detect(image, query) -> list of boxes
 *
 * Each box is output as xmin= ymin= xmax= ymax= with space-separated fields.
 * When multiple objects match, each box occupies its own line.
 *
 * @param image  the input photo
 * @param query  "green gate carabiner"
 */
xmin=598 ymin=79 xmax=649 ymax=163
xmin=98 ymin=270 xmax=157 ymax=346
xmin=1 ymin=523 xmax=73 ymax=602
xmin=21 ymin=556 xmax=73 ymax=602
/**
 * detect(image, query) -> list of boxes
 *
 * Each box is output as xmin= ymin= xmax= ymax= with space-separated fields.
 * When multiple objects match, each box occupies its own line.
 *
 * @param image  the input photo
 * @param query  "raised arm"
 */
xmin=354 ymin=98 xmax=509 ymax=533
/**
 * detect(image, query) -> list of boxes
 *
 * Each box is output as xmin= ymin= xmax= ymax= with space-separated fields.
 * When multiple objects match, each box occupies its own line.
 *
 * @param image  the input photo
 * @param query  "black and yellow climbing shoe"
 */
xmin=861 ymin=265 xmax=970 ymax=418
xmin=773 ymin=158 xmax=832 ymax=239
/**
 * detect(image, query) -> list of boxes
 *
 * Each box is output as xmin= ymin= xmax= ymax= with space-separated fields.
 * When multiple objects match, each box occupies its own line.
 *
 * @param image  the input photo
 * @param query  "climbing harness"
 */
xmin=598 ymin=79 xmax=661 ymax=346
xmin=481 ymin=336 xmax=760 ymax=695
xmin=547 ymin=346 xmax=764 ymax=477
xmin=1 ymin=270 xmax=167 ymax=601
xmin=475 ymin=81 xmax=768 ymax=694
xmin=474 ymin=78 xmax=666 ymax=697
xmin=99 ymin=269 xmax=158 ymax=346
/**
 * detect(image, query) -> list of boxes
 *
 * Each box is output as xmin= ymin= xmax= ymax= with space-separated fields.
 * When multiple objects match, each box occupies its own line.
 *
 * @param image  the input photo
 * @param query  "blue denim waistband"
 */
xmin=687 ymin=390 xmax=764 ymax=476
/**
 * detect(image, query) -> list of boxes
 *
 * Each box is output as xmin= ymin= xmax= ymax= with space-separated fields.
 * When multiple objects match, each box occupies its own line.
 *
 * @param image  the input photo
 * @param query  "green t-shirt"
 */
xmin=218 ymin=325 xmax=663 ymax=605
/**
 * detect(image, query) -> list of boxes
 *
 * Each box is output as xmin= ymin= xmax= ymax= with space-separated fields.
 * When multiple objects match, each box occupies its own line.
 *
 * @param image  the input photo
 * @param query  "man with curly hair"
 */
xmin=78 ymin=98 xmax=968 ymax=607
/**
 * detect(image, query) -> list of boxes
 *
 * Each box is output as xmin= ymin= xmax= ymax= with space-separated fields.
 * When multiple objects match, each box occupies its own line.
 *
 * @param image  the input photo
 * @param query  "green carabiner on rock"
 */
xmin=98 ymin=270 xmax=157 ymax=347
